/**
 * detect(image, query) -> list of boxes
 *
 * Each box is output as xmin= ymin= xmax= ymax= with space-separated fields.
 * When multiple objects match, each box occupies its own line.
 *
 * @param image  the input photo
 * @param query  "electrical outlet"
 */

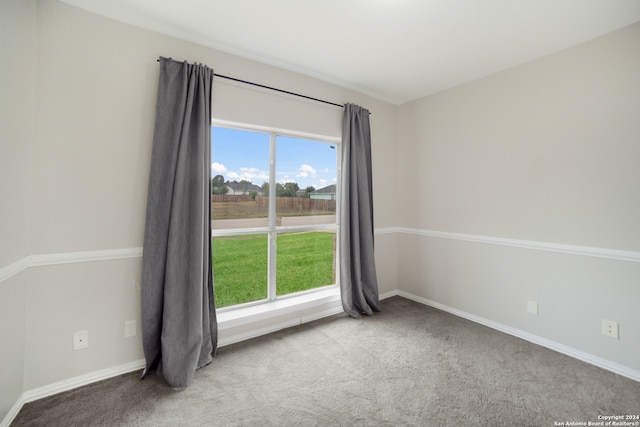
xmin=73 ymin=330 xmax=89 ymax=350
xmin=601 ymin=319 xmax=619 ymax=339
xmin=125 ymin=320 xmax=137 ymax=338
xmin=527 ymin=300 xmax=538 ymax=316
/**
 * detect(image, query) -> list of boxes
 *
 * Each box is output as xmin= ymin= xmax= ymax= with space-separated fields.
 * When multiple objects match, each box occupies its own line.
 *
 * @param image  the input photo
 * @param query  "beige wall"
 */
xmin=0 ymin=275 xmax=27 ymax=420
xmin=0 ymin=0 xmax=37 ymax=418
xmin=0 ymin=1 xmax=398 ymax=417
xmin=31 ymin=0 xmax=398 ymax=257
xmin=0 ymin=0 xmax=36 ymax=265
xmin=23 ymin=259 xmax=143 ymax=390
xmin=398 ymin=23 xmax=640 ymax=249
xmin=397 ymin=23 xmax=640 ymax=371
xmin=2 ymin=0 xmax=638 ymax=421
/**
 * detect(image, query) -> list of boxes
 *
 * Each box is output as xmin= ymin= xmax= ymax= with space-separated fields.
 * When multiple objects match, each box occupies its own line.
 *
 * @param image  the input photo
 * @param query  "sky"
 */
xmin=212 ymin=126 xmax=337 ymax=191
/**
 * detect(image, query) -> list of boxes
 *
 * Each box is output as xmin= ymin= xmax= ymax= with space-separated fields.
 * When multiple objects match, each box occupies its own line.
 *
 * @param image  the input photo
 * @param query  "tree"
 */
xmin=276 ymin=182 xmax=299 ymax=197
xmin=211 ymin=175 xmax=228 ymax=194
xmin=301 ymin=185 xmax=315 ymax=198
xmin=284 ymin=182 xmax=299 ymax=197
xmin=262 ymin=181 xmax=300 ymax=197
xmin=212 ymin=175 xmax=225 ymax=187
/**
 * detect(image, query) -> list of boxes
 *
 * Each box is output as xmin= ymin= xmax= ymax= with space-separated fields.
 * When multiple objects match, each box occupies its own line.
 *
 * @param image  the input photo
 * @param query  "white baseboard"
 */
xmin=8 ymin=289 xmax=633 ymax=427
xmin=1 ymin=403 xmax=21 ymax=427
xmin=378 ymin=290 xmax=399 ymax=301
xmin=1 ymin=359 xmax=145 ymax=427
xmin=394 ymin=290 xmax=640 ymax=382
xmin=1 ymin=399 xmax=23 ymax=427
xmin=1 ymin=296 xmax=346 ymax=427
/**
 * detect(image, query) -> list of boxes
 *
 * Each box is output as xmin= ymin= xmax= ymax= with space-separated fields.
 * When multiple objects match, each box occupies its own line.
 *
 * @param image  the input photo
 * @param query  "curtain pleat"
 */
xmin=140 ymin=57 xmax=217 ymax=388
xmin=339 ymin=103 xmax=381 ymax=318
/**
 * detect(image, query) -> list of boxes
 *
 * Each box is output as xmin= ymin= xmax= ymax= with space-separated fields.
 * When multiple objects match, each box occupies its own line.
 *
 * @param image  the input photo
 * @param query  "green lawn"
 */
xmin=212 ymin=231 xmax=335 ymax=308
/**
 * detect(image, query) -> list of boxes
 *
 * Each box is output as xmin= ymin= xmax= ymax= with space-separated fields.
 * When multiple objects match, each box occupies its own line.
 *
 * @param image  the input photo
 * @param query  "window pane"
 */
xmin=212 ymin=234 xmax=268 ymax=308
xmin=276 ymin=231 xmax=336 ymax=296
xmin=212 ymin=127 xmax=270 ymax=230
xmin=275 ymin=136 xmax=337 ymax=227
xmin=211 ymin=126 xmax=339 ymax=309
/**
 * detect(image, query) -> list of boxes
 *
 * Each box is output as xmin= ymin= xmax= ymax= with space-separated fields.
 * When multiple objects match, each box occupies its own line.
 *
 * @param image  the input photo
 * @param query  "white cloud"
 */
xmin=296 ymin=164 xmax=317 ymax=178
xmin=211 ymin=162 xmax=227 ymax=174
xmin=227 ymin=167 xmax=269 ymax=183
xmin=277 ymin=174 xmax=296 ymax=185
xmin=278 ymin=175 xmax=295 ymax=184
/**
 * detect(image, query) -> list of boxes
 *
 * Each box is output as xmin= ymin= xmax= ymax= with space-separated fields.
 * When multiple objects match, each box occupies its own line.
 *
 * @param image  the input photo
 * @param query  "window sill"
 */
xmin=217 ymin=286 xmax=343 ymax=346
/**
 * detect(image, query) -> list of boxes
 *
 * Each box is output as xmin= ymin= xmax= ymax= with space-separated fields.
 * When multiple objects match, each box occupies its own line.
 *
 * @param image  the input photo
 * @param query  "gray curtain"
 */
xmin=339 ymin=103 xmax=381 ymax=318
xmin=140 ymin=57 xmax=217 ymax=388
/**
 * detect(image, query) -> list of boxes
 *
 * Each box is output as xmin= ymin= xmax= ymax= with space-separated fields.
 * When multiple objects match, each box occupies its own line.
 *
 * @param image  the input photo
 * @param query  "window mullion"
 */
xmin=267 ymin=133 xmax=277 ymax=301
xmin=335 ymin=142 xmax=341 ymax=287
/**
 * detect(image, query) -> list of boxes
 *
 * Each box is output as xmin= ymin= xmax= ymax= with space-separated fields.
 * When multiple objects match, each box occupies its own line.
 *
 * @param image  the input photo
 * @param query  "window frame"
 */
xmin=211 ymin=119 xmax=341 ymax=313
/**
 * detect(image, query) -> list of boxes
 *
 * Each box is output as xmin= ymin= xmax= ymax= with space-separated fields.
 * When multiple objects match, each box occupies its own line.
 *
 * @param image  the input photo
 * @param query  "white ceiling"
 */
xmin=60 ymin=0 xmax=640 ymax=105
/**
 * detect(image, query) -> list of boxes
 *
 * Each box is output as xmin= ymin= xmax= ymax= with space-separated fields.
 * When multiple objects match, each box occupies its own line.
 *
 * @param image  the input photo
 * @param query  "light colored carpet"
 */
xmin=11 ymin=297 xmax=640 ymax=426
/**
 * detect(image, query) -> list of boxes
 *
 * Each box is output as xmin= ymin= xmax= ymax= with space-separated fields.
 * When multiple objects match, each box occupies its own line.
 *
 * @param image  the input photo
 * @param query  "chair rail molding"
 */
xmin=0 ymin=248 xmax=143 ymax=285
xmin=374 ymin=227 xmax=640 ymax=263
xmin=3 ymin=227 xmax=639 ymax=286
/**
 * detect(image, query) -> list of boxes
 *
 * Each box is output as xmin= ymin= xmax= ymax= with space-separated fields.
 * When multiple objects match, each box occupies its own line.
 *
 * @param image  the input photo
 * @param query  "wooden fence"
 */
xmin=255 ymin=197 xmax=335 ymax=212
xmin=211 ymin=194 xmax=253 ymax=202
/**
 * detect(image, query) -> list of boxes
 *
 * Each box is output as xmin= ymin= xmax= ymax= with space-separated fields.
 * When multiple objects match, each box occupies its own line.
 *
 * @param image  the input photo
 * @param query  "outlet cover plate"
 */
xmin=73 ymin=330 xmax=89 ymax=350
xmin=602 ymin=319 xmax=619 ymax=339
xmin=125 ymin=320 xmax=137 ymax=338
xmin=527 ymin=300 xmax=538 ymax=316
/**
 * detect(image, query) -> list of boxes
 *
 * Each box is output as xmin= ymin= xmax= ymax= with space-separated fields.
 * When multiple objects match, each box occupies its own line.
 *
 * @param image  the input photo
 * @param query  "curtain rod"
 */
xmin=156 ymin=57 xmax=344 ymax=109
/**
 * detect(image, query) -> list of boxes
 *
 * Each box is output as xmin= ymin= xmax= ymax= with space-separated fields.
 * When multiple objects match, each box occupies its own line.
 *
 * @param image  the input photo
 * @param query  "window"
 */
xmin=211 ymin=123 xmax=340 ymax=309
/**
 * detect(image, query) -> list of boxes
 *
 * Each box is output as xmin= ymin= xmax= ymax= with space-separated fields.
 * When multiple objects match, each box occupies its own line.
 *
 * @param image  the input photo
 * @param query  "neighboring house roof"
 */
xmin=225 ymin=181 xmax=262 ymax=192
xmin=312 ymin=184 xmax=336 ymax=194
